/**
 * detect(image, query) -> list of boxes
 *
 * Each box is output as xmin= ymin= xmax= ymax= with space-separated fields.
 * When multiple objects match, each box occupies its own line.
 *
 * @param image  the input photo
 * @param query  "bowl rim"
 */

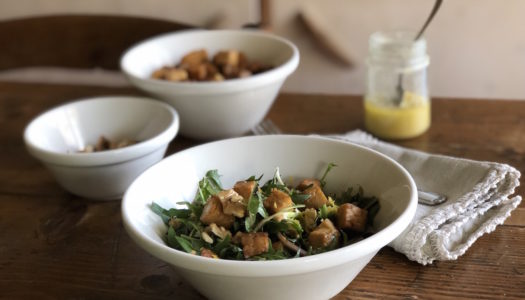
xmin=121 ymin=135 xmax=418 ymax=277
xmin=24 ymin=96 xmax=179 ymax=167
xmin=120 ymin=29 xmax=300 ymax=95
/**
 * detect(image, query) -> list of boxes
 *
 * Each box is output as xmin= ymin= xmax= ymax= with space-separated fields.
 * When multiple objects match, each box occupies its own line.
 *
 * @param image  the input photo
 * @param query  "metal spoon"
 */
xmin=394 ymin=0 xmax=443 ymax=104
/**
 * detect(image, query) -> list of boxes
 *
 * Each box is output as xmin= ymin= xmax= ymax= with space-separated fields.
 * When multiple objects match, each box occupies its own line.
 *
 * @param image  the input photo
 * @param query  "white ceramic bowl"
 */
xmin=120 ymin=29 xmax=299 ymax=140
xmin=24 ymin=96 xmax=179 ymax=200
xmin=122 ymin=135 xmax=417 ymax=300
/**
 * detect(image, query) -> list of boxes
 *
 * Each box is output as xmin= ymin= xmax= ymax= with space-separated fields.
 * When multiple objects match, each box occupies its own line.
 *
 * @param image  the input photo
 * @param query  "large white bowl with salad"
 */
xmin=122 ymin=135 xmax=417 ymax=300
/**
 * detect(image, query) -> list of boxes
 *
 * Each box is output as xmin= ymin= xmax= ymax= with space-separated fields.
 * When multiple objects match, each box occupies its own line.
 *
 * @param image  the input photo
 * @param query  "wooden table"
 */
xmin=1 ymin=81 xmax=524 ymax=299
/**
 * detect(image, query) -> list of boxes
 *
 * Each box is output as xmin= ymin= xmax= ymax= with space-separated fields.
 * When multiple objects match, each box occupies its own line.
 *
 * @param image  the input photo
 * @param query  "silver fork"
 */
xmin=251 ymin=119 xmax=283 ymax=135
xmin=251 ymin=119 xmax=447 ymax=206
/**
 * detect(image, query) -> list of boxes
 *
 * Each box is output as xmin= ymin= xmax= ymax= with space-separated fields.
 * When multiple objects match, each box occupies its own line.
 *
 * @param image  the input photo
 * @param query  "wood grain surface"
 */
xmin=0 ymin=81 xmax=523 ymax=299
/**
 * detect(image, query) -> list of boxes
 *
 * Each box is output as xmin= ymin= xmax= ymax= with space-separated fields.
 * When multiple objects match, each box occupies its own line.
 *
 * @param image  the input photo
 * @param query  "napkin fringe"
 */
xmin=331 ymin=130 xmax=522 ymax=265
xmin=393 ymin=163 xmax=521 ymax=265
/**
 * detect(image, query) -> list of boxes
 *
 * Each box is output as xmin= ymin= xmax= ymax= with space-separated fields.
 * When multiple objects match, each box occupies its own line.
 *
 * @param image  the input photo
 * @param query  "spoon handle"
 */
xmin=418 ymin=190 xmax=447 ymax=206
xmin=415 ymin=0 xmax=444 ymax=40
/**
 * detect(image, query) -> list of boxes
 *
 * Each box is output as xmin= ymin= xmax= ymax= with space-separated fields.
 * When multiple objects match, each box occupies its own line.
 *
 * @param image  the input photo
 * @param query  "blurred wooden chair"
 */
xmin=0 ymin=14 xmax=193 ymax=71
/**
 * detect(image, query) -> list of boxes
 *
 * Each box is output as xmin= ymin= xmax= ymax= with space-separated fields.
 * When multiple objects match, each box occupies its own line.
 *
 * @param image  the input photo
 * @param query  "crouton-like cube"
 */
xmin=180 ymin=49 xmax=208 ymax=67
xmin=205 ymin=63 xmax=219 ymax=80
xmin=238 ymin=69 xmax=252 ymax=78
xmin=233 ymin=180 xmax=257 ymax=201
xmin=187 ymin=63 xmax=208 ymax=81
xmin=264 ymin=188 xmax=293 ymax=215
xmin=216 ymin=189 xmax=246 ymax=218
xmin=238 ymin=232 xmax=269 ymax=258
xmin=199 ymin=196 xmax=235 ymax=228
xmin=213 ymin=50 xmax=240 ymax=67
xmin=337 ymin=203 xmax=368 ymax=232
xmin=308 ymin=219 xmax=340 ymax=249
xmin=232 ymin=231 xmax=243 ymax=245
xmin=200 ymin=248 xmax=218 ymax=259
xmin=212 ymin=73 xmax=224 ymax=81
xmin=221 ymin=64 xmax=240 ymax=79
xmin=247 ymin=61 xmax=273 ymax=74
xmin=164 ymin=68 xmax=189 ymax=82
xmin=303 ymin=185 xmax=329 ymax=209
xmin=95 ymin=136 xmax=111 ymax=151
xmin=151 ymin=66 xmax=170 ymax=79
xmin=296 ymin=178 xmax=321 ymax=191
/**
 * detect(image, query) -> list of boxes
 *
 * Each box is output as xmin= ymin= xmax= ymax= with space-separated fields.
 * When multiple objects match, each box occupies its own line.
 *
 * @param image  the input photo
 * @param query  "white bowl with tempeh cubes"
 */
xmin=122 ymin=135 xmax=417 ymax=300
xmin=120 ymin=29 xmax=299 ymax=140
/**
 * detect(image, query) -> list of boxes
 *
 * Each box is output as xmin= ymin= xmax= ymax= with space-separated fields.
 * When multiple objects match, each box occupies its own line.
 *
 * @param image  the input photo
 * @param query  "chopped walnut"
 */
xmin=200 ymin=248 xmax=219 ymax=259
xmin=206 ymin=223 xmax=231 ymax=240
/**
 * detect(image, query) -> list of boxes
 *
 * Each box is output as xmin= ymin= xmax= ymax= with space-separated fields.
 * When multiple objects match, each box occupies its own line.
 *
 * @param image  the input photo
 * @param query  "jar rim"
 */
xmin=368 ymin=31 xmax=428 ymax=68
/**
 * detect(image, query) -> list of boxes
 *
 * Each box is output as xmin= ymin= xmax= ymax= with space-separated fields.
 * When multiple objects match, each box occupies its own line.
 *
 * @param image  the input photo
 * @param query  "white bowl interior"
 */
xmin=25 ymin=97 xmax=174 ymax=154
xmin=122 ymin=29 xmax=296 ymax=80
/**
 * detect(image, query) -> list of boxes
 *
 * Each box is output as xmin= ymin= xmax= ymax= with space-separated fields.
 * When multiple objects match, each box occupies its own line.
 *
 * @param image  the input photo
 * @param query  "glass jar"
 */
xmin=364 ymin=31 xmax=431 ymax=140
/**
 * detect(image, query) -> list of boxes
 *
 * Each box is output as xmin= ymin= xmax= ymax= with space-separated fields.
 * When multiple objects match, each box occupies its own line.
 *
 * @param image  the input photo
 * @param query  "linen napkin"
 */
xmin=329 ymin=130 xmax=522 ymax=265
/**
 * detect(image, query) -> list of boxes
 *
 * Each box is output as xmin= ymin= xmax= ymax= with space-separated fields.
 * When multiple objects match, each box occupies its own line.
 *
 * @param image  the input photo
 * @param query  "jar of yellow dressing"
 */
xmin=364 ymin=31 xmax=431 ymax=140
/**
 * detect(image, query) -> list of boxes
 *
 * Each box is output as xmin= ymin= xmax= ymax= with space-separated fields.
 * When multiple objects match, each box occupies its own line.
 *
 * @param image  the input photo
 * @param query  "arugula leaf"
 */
xmin=260 ymin=168 xmax=291 ymax=195
xmin=151 ymin=202 xmax=191 ymax=224
xmin=167 ymin=226 xmax=179 ymax=248
xmin=245 ymin=174 xmax=263 ymax=182
xmin=151 ymin=202 xmax=171 ymax=224
xmin=244 ymin=196 xmax=257 ymax=232
xmin=175 ymin=235 xmax=195 ymax=253
xmin=245 ymin=190 xmax=269 ymax=232
xmin=213 ymin=234 xmax=232 ymax=254
xmin=365 ymin=200 xmax=380 ymax=225
xmin=290 ymin=192 xmax=311 ymax=204
xmin=195 ymin=170 xmax=223 ymax=204
xmin=264 ymin=220 xmax=289 ymax=234
xmin=250 ymin=244 xmax=289 ymax=260
xmin=256 ymin=190 xmax=268 ymax=218
xmin=320 ymin=162 xmax=337 ymax=188
xmin=177 ymin=218 xmax=202 ymax=235
xmin=217 ymin=240 xmax=243 ymax=259
xmin=179 ymin=201 xmax=204 ymax=219
xmin=265 ymin=219 xmax=304 ymax=236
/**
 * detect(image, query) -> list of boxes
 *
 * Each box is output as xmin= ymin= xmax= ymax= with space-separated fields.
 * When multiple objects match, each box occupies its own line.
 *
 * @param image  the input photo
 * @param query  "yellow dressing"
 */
xmin=364 ymin=92 xmax=430 ymax=140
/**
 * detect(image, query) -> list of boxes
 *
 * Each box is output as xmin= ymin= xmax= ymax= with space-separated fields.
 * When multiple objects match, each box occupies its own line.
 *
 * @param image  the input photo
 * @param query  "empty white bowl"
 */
xmin=122 ymin=135 xmax=417 ymax=300
xmin=24 ymin=96 xmax=179 ymax=200
xmin=120 ymin=29 xmax=299 ymax=140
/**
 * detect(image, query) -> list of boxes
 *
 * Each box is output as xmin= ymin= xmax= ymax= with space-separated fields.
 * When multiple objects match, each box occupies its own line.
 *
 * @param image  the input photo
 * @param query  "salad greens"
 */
xmin=151 ymin=164 xmax=379 ymax=261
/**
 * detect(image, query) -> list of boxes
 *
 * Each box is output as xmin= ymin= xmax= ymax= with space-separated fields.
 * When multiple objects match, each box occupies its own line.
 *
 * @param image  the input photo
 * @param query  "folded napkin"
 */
xmin=329 ymin=130 xmax=522 ymax=265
